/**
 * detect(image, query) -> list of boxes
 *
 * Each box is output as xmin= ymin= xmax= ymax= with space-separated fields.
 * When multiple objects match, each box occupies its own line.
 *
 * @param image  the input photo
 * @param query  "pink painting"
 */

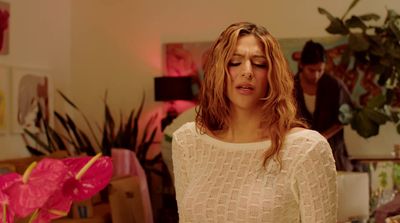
xmin=0 ymin=1 xmax=10 ymax=55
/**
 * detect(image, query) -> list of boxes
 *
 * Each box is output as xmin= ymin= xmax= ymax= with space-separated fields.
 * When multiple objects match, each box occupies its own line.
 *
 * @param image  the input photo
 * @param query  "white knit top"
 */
xmin=172 ymin=122 xmax=337 ymax=223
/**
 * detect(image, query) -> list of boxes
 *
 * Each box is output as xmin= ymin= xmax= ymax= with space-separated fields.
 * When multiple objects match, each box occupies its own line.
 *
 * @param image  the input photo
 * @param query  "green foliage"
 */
xmin=319 ymin=0 xmax=400 ymax=138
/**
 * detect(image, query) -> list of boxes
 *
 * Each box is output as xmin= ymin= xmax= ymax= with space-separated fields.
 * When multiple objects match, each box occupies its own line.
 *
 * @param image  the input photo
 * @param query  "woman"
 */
xmin=172 ymin=22 xmax=337 ymax=223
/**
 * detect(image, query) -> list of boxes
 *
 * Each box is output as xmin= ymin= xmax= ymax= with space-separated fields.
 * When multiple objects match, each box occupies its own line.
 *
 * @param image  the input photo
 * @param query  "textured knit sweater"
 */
xmin=172 ymin=122 xmax=337 ymax=223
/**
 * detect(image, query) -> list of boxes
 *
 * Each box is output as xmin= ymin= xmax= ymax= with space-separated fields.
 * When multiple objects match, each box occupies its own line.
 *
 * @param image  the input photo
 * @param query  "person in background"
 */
xmin=294 ymin=40 xmax=353 ymax=171
xmin=172 ymin=22 xmax=337 ymax=223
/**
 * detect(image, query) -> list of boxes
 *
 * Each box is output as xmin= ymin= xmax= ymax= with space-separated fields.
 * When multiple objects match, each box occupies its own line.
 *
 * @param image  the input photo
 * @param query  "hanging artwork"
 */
xmin=0 ymin=65 xmax=10 ymax=133
xmin=11 ymin=68 xmax=53 ymax=133
xmin=0 ymin=1 xmax=10 ymax=55
xmin=163 ymin=42 xmax=212 ymax=96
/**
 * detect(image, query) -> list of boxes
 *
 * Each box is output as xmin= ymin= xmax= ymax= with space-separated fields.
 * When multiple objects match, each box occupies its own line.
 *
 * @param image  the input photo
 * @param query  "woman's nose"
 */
xmin=241 ymin=61 xmax=254 ymax=79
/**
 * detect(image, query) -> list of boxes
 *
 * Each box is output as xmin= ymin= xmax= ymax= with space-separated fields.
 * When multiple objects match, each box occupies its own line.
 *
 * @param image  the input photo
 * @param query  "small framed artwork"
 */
xmin=0 ymin=1 xmax=10 ymax=55
xmin=0 ymin=65 xmax=10 ymax=134
xmin=11 ymin=67 xmax=53 ymax=134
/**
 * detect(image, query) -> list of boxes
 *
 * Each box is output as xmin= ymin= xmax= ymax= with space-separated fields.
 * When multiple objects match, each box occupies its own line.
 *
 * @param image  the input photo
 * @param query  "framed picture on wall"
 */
xmin=11 ymin=67 xmax=53 ymax=134
xmin=0 ymin=1 xmax=10 ymax=55
xmin=0 ymin=65 xmax=10 ymax=134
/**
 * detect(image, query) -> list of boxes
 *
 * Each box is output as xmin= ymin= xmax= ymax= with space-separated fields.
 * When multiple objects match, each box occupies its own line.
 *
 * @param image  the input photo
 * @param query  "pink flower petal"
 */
xmin=6 ymin=158 xmax=68 ymax=218
xmin=34 ymin=189 xmax=72 ymax=223
xmin=0 ymin=195 xmax=15 ymax=223
xmin=63 ymin=156 xmax=113 ymax=201
xmin=0 ymin=173 xmax=20 ymax=190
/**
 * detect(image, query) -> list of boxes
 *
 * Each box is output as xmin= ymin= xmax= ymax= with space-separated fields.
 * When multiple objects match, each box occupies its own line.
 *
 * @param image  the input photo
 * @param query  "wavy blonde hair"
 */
xmin=196 ymin=22 xmax=306 ymax=167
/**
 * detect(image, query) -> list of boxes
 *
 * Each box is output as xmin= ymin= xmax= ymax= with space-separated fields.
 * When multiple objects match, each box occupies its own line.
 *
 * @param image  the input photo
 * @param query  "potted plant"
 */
xmin=318 ymin=0 xmax=400 ymax=138
xmin=23 ymin=90 xmax=160 ymax=169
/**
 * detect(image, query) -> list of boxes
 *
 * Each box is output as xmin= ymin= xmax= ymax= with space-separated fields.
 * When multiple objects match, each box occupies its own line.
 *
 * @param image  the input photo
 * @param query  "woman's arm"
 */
xmin=294 ymin=139 xmax=338 ymax=223
xmin=171 ymin=135 xmax=190 ymax=220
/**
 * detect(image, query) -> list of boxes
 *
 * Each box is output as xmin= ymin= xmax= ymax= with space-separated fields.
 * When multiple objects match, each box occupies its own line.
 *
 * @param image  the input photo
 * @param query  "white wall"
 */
xmin=70 ymin=0 xmax=400 ymax=158
xmin=0 ymin=1 xmax=70 ymax=159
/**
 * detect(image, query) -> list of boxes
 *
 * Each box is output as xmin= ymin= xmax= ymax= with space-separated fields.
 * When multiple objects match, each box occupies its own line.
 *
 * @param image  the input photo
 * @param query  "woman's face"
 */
xmin=226 ymin=34 xmax=268 ymax=110
xmin=300 ymin=62 xmax=325 ymax=85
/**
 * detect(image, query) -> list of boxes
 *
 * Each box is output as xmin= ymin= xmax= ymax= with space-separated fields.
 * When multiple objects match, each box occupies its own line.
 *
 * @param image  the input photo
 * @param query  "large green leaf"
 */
xmin=345 ymin=16 xmax=367 ymax=30
xmin=351 ymin=110 xmax=380 ymax=137
xmin=367 ymin=94 xmax=387 ymax=108
xmin=318 ymin=8 xmax=349 ymax=35
xmin=363 ymin=107 xmax=389 ymax=125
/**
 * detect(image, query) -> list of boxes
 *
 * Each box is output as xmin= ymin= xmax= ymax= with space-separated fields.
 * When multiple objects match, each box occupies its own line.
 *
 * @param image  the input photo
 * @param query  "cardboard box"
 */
xmin=109 ymin=176 xmax=150 ymax=223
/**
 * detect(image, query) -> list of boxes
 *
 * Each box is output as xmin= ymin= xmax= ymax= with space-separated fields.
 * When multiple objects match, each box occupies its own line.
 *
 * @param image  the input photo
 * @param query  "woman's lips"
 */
xmin=236 ymin=84 xmax=255 ymax=95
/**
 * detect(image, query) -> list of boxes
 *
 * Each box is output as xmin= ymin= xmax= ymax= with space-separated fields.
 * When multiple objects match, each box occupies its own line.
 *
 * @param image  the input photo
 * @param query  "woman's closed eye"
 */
xmin=253 ymin=62 xmax=267 ymax=68
xmin=228 ymin=61 xmax=241 ymax=67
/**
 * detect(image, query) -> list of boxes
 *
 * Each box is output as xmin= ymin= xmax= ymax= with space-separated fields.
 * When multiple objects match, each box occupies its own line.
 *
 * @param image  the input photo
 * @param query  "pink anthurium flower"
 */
xmin=31 ymin=189 xmax=72 ymax=223
xmin=62 ymin=153 xmax=113 ymax=201
xmin=0 ymin=173 xmax=20 ymax=223
xmin=29 ymin=153 xmax=113 ymax=223
xmin=5 ymin=158 xmax=68 ymax=218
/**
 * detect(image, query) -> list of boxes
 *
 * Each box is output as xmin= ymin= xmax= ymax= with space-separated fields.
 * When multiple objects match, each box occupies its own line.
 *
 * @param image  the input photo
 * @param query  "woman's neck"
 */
xmin=213 ymin=107 xmax=268 ymax=143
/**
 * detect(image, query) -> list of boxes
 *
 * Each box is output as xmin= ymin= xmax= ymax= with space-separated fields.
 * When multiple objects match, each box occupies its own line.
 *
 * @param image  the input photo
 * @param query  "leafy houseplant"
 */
xmin=23 ymin=90 xmax=161 ymax=176
xmin=318 ymin=0 xmax=400 ymax=138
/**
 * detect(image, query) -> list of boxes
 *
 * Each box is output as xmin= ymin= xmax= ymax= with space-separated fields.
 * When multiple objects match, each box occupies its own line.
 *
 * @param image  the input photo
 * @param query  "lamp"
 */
xmin=154 ymin=76 xmax=194 ymax=130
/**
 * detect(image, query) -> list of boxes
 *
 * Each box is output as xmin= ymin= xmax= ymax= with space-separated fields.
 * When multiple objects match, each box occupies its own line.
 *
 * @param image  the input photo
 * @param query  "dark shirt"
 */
xmin=294 ymin=73 xmax=353 ymax=171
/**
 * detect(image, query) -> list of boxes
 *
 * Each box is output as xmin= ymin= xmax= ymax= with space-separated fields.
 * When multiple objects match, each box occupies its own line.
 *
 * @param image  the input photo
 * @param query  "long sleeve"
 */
xmin=293 ymin=139 xmax=338 ymax=223
xmin=171 ymin=134 xmax=190 ymax=221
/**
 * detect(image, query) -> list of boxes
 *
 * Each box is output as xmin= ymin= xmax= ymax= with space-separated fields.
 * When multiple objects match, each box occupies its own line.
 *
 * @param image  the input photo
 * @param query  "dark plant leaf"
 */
xmin=23 ymin=129 xmax=52 ymax=152
xmin=327 ymin=18 xmax=349 ymax=35
xmin=363 ymin=108 xmax=389 ymax=125
xmin=132 ymin=95 xmax=145 ymax=153
xmin=79 ymin=129 xmax=96 ymax=155
xmin=391 ymin=111 xmax=399 ymax=123
xmin=65 ymin=114 xmax=84 ymax=152
xmin=351 ymin=110 xmax=380 ymax=138
xmin=358 ymin=13 xmax=380 ymax=21
xmin=397 ymin=123 xmax=400 ymax=134
xmin=367 ymin=94 xmax=387 ymax=108
xmin=345 ymin=16 xmax=367 ymax=30
xmin=26 ymin=145 xmax=45 ymax=156
xmin=47 ymin=126 xmax=67 ymax=151
xmin=57 ymin=90 xmax=78 ymax=109
xmin=348 ymin=33 xmax=370 ymax=51
xmin=318 ymin=7 xmax=335 ymax=21
xmin=341 ymin=0 xmax=361 ymax=20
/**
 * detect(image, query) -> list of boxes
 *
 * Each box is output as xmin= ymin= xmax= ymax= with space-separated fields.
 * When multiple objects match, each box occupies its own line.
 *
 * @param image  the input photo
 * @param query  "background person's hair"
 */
xmin=300 ymin=40 xmax=326 ymax=65
xmin=196 ymin=22 xmax=306 ymax=167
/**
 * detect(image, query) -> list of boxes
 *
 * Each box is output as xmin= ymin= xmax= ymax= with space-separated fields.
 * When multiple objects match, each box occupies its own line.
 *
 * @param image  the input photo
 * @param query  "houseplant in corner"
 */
xmin=318 ymin=0 xmax=400 ymax=138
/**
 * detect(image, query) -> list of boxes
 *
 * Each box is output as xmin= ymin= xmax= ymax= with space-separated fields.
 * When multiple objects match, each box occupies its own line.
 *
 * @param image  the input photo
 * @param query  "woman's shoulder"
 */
xmin=286 ymin=127 xmax=329 ymax=149
xmin=172 ymin=121 xmax=197 ymax=141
